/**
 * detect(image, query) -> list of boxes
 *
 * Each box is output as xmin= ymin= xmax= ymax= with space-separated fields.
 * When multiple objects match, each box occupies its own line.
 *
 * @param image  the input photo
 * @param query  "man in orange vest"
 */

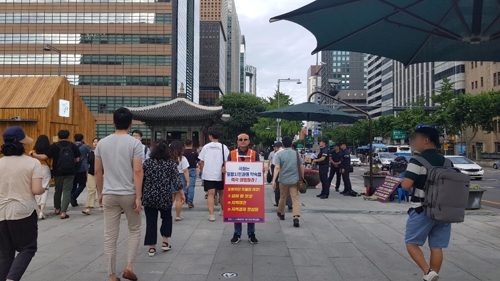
xmin=227 ymin=133 xmax=260 ymax=244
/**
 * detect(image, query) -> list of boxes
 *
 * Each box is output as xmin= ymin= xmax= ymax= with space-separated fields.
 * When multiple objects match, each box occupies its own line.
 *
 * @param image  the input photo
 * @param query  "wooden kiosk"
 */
xmin=0 ymin=77 xmax=95 ymax=148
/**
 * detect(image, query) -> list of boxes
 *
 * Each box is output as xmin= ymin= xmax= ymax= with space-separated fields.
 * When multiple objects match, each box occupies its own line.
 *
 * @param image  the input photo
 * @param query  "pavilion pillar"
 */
xmin=150 ymin=126 xmax=155 ymax=147
xmin=162 ymin=128 xmax=166 ymax=140
xmin=199 ymin=129 xmax=205 ymax=146
xmin=188 ymin=127 xmax=192 ymax=140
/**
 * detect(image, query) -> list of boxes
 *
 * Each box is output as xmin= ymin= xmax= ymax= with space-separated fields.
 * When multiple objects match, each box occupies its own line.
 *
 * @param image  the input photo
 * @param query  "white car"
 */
xmin=350 ymin=155 xmax=361 ymax=166
xmin=445 ymin=156 xmax=484 ymax=180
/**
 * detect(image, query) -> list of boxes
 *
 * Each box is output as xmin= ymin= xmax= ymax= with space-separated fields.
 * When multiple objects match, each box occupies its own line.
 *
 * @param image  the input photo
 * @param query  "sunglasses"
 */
xmin=238 ymin=138 xmax=249 ymax=141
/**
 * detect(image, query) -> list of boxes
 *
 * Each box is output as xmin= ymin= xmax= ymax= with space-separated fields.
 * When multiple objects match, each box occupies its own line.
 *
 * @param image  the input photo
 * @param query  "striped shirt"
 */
xmin=404 ymin=149 xmax=447 ymax=208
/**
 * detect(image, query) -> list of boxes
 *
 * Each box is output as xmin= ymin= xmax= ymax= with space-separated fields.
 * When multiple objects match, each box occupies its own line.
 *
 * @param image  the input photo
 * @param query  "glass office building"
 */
xmin=0 ymin=0 xmax=200 ymax=138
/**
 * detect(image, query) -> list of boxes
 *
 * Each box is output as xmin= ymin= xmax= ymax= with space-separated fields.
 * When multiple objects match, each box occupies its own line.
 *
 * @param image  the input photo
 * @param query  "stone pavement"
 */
xmin=22 ymin=176 xmax=500 ymax=281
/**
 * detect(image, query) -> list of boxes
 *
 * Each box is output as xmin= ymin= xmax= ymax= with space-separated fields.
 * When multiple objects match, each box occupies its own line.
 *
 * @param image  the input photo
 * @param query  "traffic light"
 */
xmin=308 ymin=129 xmax=312 ymax=136
xmin=317 ymin=123 xmax=322 ymax=134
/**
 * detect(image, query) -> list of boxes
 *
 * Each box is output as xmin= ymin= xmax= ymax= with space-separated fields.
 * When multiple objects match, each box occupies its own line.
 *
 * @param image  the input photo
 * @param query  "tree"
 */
xmin=432 ymin=78 xmax=461 ymax=135
xmin=251 ymin=91 xmax=303 ymax=146
xmin=215 ymin=93 xmax=267 ymax=144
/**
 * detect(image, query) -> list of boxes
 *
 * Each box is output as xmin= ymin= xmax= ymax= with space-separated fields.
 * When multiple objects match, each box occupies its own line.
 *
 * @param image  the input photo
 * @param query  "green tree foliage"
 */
xmin=432 ymin=78 xmax=461 ymax=135
xmin=251 ymin=91 xmax=303 ymax=146
xmin=215 ymin=93 xmax=267 ymax=143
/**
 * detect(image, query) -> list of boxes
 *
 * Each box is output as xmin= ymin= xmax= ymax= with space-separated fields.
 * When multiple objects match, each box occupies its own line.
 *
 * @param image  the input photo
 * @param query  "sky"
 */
xmin=234 ymin=0 xmax=317 ymax=105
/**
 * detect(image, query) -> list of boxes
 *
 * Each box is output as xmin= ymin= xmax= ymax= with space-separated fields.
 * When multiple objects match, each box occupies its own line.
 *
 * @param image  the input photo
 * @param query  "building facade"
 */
xmin=245 ymin=65 xmax=257 ymax=95
xmin=199 ymin=0 xmax=228 ymax=105
xmin=0 ymin=0 xmax=200 ymax=139
xmin=226 ymin=0 xmax=241 ymax=94
xmin=463 ymin=61 xmax=500 ymax=156
xmin=239 ymin=35 xmax=246 ymax=93
xmin=366 ymin=55 xmax=394 ymax=117
xmin=307 ymin=65 xmax=321 ymax=130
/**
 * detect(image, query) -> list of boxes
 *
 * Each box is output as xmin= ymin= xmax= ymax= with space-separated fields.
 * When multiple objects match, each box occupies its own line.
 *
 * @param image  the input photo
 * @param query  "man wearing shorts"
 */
xmin=401 ymin=127 xmax=452 ymax=281
xmin=198 ymin=127 xmax=229 ymax=222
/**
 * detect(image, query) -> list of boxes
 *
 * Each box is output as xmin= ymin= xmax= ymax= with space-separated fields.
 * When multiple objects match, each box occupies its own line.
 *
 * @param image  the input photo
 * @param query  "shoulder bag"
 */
xmin=296 ymin=151 xmax=308 ymax=194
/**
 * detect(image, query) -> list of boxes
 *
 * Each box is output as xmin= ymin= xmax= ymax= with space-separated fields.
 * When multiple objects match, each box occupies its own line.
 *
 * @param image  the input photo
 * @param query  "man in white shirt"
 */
xmin=198 ymin=127 xmax=229 ymax=222
xmin=131 ymin=129 xmax=149 ymax=164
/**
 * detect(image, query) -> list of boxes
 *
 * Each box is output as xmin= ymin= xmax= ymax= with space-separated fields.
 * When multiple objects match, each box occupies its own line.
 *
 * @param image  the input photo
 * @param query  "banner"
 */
xmin=223 ymin=161 xmax=265 ymax=223
xmin=373 ymin=176 xmax=403 ymax=203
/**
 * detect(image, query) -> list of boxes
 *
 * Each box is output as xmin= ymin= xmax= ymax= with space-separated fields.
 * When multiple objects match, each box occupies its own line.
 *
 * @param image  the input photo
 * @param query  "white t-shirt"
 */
xmin=199 ymin=141 xmax=230 ymax=181
xmin=272 ymin=148 xmax=284 ymax=165
xmin=142 ymin=144 xmax=150 ymax=164
xmin=177 ymin=156 xmax=189 ymax=173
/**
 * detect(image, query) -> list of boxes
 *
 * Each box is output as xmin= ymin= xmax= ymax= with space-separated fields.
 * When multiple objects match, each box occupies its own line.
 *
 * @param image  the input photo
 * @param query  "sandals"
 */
xmin=148 ymin=248 xmax=156 ymax=257
xmin=82 ymin=209 xmax=91 ymax=215
xmin=54 ymin=209 xmax=61 ymax=215
xmin=99 ymin=206 xmax=104 ymax=213
xmin=161 ymin=242 xmax=172 ymax=251
xmin=60 ymin=214 xmax=70 ymax=219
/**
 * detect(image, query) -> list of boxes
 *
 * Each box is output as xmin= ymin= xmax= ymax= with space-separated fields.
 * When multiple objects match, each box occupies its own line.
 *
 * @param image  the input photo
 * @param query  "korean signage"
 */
xmin=392 ymin=129 xmax=407 ymax=140
xmin=373 ymin=176 xmax=403 ymax=203
xmin=224 ymin=161 xmax=265 ymax=223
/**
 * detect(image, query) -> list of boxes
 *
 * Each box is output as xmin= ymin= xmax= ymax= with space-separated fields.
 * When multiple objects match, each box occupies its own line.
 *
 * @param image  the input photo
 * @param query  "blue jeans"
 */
xmin=185 ymin=168 xmax=197 ymax=203
xmin=234 ymin=223 xmax=255 ymax=236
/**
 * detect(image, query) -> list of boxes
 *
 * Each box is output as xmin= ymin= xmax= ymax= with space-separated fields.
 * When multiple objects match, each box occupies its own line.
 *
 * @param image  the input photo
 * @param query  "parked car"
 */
xmin=494 ymin=161 xmax=500 ymax=169
xmin=445 ymin=156 xmax=484 ymax=180
xmin=389 ymin=156 xmax=414 ymax=175
xmin=375 ymin=152 xmax=396 ymax=170
xmin=350 ymin=155 xmax=361 ymax=166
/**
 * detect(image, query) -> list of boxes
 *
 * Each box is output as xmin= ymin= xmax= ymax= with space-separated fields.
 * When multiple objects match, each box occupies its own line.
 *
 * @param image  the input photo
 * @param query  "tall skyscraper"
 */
xmin=226 ymin=0 xmax=241 ymax=94
xmin=199 ymin=0 xmax=228 ymax=105
xmin=0 ymin=0 xmax=200 ymax=139
xmin=320 ymin=51 xmax=367 ymax=120
xmin=245 ymin=65 xmax=257 ymax=95
xmin=366 ymin=55 xmax=394 ymax=117
xmin=239 ymin=35 xmax=246 ymax=93
xmin=307 ymin=65 xmax=321 ymax=130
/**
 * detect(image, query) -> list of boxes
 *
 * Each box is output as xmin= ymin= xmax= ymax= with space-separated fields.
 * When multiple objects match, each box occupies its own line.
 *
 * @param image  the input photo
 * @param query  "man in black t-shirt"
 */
xmin=183 ymin=140 xmax=199 ymax=208
xmin=32 ymin=130 xmax=80 ymax=219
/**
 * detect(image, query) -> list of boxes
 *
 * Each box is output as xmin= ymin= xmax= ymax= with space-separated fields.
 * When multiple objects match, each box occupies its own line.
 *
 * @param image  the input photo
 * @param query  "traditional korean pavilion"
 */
xmin=127 ymin=87 xmax=227 ymax=147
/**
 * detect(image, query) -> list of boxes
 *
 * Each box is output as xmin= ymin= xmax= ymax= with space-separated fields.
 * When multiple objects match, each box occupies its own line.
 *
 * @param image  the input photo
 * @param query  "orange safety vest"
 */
xmin=230 ymin=149 xmax=257 ymax=162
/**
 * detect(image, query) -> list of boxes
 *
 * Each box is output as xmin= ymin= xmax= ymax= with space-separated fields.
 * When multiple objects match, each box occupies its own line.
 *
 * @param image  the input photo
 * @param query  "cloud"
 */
xmin=234 ymin=0 xmax=317 ymax=104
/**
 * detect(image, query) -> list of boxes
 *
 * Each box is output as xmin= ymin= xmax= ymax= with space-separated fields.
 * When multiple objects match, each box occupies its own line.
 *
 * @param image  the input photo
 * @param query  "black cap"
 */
xmin=273 ymin=141 xmax=283 ymax=147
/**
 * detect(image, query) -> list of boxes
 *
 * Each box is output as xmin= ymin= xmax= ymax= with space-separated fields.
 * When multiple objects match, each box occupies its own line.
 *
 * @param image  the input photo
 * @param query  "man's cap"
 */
xmin=273 ymin=141 xmax=283 ymax=147
xmin=2 ymin=126 xmax=33 ymax=145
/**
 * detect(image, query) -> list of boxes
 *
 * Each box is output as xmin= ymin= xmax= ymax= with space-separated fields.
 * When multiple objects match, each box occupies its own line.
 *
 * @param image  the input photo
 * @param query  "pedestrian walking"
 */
xmin=313 ymin=139 xmax=330 ymax=199
xmin=142 ymin=139 xmax=184 ymax=257
xmin=82 ymin=138 xmax=101 ymax=215
xmin=31 ymin=135 xmax=52 ymax=219
xmin=71 ymin=134 xmax=92 ymax=207
xmin=228 ymin=133 xmax=260 ymax=244
xmin=183 ymin=140 xmax=199 ymax=208
xmin=31 ymin=130 xmax=81 ymax=219
xmin=272 ymin=142 xmax=293 ymax=209
xmin=339 ymin=142 xmax=353 ymax=196
xmin=272 ymin=136 xmax=303 ymax=228
xmin=400 ymin=127 xmax=453 ymax=281
xmin=95 ymin=108 xmax=143 ymax=281
xmin=170 ymin=141 xmax=189 ymax=221
xmin=327 ymin=144 xmax=342 ymax=193
xmin=0 ymin=126 xmax=44 ymax=281
xmin=198 ymin=127 xmax=229 ymax=222
xmin=131 ymin=129 xmax=150 ymax=164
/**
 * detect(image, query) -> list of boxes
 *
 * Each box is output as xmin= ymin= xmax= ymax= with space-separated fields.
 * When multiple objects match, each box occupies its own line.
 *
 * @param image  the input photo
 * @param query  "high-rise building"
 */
xmin=0 ymin=0 xmax=200 ymax=139
xmin=199 ymin=0 xmax=228 ymax=105
xmin=307 ymin=65 xmax=321 ymax=130
xmin=239 ymin=35 xmax=246 ymax=93
xmin=245 ymin=65 xmax=257 ymax=95
xmin=366 ymin=56 xmax=394 ymax=117
xmin=320 ymin=51 xmax=367 ymax=120
xmin=463 ymin=61 xmax=500 ymax=155
xmin=226 ymin=0 xmax=241 ymax=94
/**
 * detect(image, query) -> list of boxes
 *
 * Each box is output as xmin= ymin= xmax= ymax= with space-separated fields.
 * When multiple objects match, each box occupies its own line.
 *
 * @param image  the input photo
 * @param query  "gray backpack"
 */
xmin=414 ymin=156 xmax=470 ymax=223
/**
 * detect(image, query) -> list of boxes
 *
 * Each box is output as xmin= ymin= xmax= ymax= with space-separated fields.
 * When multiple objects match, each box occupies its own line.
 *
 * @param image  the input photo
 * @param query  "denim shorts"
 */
xmin=171 ymin=174 xmax=185 ymax=194
xmin=405 ymin=209 xmax=452 ymax=248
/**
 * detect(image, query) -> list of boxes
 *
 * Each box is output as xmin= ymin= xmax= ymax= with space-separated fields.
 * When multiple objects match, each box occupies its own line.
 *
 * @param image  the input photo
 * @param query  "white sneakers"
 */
xmin=175 ymin=216 xmax=183 ymax=221
xmin=423 ymin=269 xmax=439 ymax=281
xmin=208 ymin=215 xmax=216 ymax=222
xmin=219 ymin=210 xmax=223 ymax=216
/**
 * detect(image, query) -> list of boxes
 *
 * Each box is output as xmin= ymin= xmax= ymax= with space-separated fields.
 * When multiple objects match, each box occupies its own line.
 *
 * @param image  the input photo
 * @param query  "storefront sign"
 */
xmin=373 ymin=176 xmax=403 ymax=203
xmin=224 ymin=161 xmax=265 ymax=223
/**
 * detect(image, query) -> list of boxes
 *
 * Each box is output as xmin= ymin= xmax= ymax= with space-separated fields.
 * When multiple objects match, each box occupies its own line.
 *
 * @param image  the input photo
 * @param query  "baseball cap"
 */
xmin=2 ymin=126 xmax=33 ymax=145
xmin=273 ymin=141 xmax=283 ymax=147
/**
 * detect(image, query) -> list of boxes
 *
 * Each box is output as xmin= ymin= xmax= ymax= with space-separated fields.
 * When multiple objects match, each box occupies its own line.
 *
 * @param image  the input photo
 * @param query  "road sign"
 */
xmin=297 ymin=143 xmax=304 ymax=148
xmin=392 ymin=129 xmax=407 ymax=140
xmin=443 ymin=143 xmax=449 ymax=150
xmin=307 ymin=136 xmax=313 ymax=142
xmin=313 ymin=128 xmax=320 ymax=136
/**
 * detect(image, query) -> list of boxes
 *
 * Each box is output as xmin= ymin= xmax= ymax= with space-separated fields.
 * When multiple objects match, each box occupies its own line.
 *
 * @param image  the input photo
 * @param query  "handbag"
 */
xmin=266 ymin=170 xmax=272 ymax=183
xmin=296 ymin=151 xmax=308 ymax=194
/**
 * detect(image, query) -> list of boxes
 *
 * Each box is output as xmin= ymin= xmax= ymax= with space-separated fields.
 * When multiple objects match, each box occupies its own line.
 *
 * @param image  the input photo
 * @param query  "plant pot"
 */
xmin=304 ymin=173 xmax=320 ymax=189
xmin=466 ymin=189 xmax=487 ymax=210
xmin=361 ymin=175 xmax=387 ymax=188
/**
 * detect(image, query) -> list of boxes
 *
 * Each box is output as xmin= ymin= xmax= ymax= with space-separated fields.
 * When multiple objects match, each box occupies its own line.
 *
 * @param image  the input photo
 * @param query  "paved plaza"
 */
xmin=23 ymin=173 xmax=500 ymax=281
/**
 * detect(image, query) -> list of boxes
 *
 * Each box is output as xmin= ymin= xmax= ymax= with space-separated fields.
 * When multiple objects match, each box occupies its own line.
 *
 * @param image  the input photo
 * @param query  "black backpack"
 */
xmin=57 ymin=143 xmax=76 ymax=174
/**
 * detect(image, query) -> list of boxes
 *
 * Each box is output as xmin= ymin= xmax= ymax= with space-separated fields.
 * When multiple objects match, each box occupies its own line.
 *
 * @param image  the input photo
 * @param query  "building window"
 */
xmin=481 ymin=77 xmax=484 ymax=87
xmin=475 ymin=61 xmax=478 ymax=67
xmin=475 ymin=81 xmax=478 ymax=88
xmin=82 ymin=96 xmax=171 ymax=114
xmin=471 ymin=62 xmax=474 ymax=69
xmin=80 ymin=55 xmax=172 ymax=66
xmin=494 ymin=73 xmax=497 ymax=86
xmin=471 ymin=82 xmax=474 ymax=89
xmin=78 ymin=76 xmax=172 ymax=86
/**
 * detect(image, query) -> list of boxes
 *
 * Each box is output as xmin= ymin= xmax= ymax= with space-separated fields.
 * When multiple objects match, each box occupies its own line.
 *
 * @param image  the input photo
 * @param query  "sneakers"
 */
xmin=248 ymin=234 xmax=259 ymax=244
xmin=277 ymin=212 xmax=285 ymax=220
xmin=175 ymin=216 xmax=183 ymax=221
xmin=293 ymin=218 xmax=300 ymax=227
xmin=208 ymin=215 xmax=216 ymax=222
xmin=219 ymin=209 xmax=223 ymax=216
xmin=230 ymin=234 xmax=241 ymax=244
xmin=188 ymin=202 xmax=194 ymax=208
xmin=214 ymin=194 xmax=219 ymax=206
xmin=423 ymin=269 xmax=439 ymax=281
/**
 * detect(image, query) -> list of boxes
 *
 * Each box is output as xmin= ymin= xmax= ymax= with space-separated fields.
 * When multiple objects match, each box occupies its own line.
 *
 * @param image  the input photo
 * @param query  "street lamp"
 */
xmin=276 ymin=78 xmax=301 ymax=141
xmin=43 ymin=44 xmax=62 ymax=76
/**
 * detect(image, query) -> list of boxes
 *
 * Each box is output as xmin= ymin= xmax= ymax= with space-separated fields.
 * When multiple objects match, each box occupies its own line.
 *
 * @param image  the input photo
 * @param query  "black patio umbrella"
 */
xmin=258 ymin=102 xmax=358 ymax=123
xmin=271 ymin=0 xmax=500 ymax=65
